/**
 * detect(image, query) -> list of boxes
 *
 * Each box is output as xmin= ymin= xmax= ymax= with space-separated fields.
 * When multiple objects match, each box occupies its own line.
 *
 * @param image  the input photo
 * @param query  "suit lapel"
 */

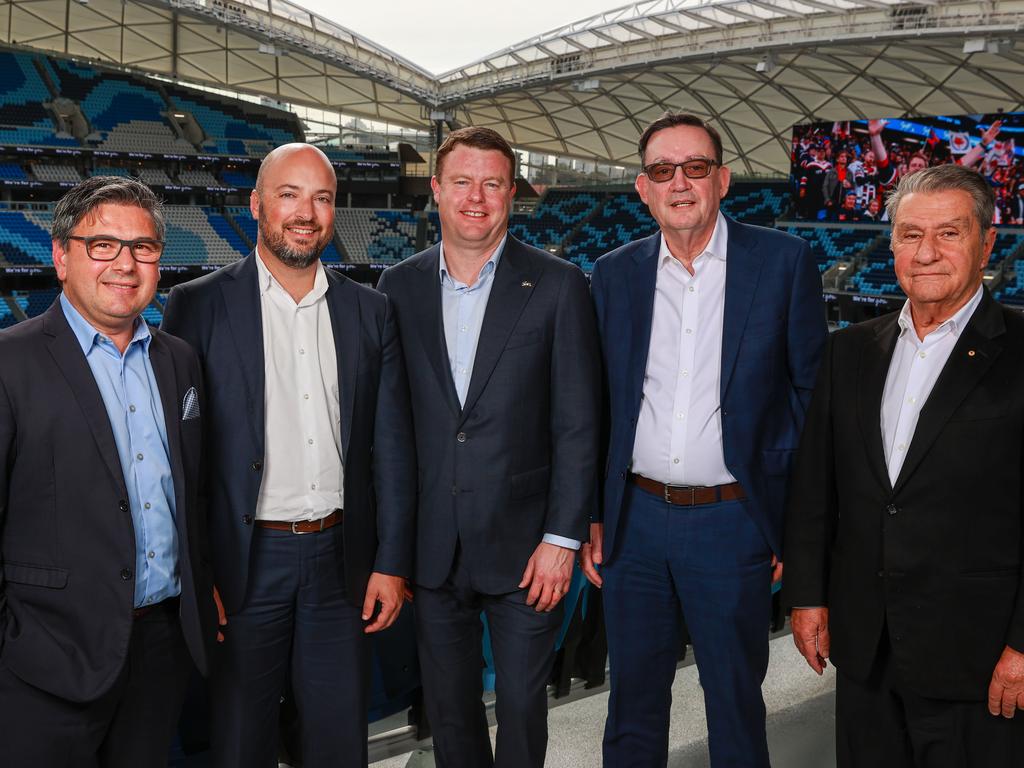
xmin=43 ymin=302 xmax=127 ymax=496
xmin=893 ymin=293 xmax=1004 ymax=492
xmin=410 ymin=245 xmax=461 ymax=417
xmin=627 ymin=234 xmax=660 ymax=411
xmin=460 ymin=238 xmax=538 ymax=422
xmin=325 ymin=268 xmax=359 ymax=461
xmin=857 ymin=318 xmax=900 ymax=493
xmin=219 ymin=254 xmax=265 ymax=453
xmin=721 ymin=218 xmax=765 ymax=398
xmin=149 ymin=333 xmax=187 ymax=534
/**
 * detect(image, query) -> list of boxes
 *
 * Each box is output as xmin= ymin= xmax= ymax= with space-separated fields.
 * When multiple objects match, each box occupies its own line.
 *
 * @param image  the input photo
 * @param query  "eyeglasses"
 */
xmin=67 ymin=235 xmax=164 ymax=263
xmin=642 ymin=158 xmax=719 ymax=183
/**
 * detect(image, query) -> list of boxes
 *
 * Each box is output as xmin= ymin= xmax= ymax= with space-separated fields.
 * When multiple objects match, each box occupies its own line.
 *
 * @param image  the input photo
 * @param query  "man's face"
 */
xmin=843 ymin=193 xmax=858 ymax=210
xmin=635 ymin=125 xmax=730 ymax=239
xmin=252 ymin=146 xmax=336 ymax=269
xmin=867 ymin=198 xmax=881 ymax=215
xmin=431 ymin=144 xmax=515 ymax=253
xmin=908 ymin=155 xmax=928 ymax=174
xmin=864 ymin=150 xmax=876 ymax=166
xmin=837 ymin=152 xmax=848 ymax=166
xmin=52 ymin=202 xmax=160 ymax=337
xmin=891 ymin=189 xmax=995 ymax=312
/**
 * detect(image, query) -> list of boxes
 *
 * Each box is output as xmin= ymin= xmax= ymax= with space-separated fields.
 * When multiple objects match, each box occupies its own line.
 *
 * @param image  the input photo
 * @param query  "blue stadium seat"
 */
xmin=0 ymin=209 xmax=54 ymax=265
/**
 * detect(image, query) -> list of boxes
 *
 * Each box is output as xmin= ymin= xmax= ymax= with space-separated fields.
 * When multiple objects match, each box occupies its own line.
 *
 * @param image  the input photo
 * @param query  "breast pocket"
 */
xmin=506 ymin=329 xmax=542 ymax=350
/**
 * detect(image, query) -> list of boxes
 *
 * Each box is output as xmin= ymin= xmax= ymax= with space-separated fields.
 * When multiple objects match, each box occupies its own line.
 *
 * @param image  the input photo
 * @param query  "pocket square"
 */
xmin=182 ymin=386 xmax=201 ymax=421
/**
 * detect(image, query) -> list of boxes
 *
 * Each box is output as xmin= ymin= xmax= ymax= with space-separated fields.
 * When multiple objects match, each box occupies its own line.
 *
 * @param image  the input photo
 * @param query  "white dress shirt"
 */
xmin=631 ymin=212 xmax=737 ymax=487
xmin=880 ymin=285 xmax=983 ymax=485
xmin=254 ymin=249 xmax=344 ymax=521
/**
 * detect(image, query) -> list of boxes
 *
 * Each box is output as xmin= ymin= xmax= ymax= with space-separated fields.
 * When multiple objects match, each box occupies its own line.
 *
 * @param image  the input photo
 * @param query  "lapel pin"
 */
xmin=968 ymin=350 xmax=976 ymax=357
xmin=521 ymin=280 xmax=533 ymax=288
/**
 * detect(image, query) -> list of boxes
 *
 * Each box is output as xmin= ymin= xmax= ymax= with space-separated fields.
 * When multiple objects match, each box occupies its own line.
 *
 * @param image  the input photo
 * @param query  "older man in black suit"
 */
xmin=785 ymin=163 xmax=1024 ymax=765
xmin=0 ymin=177 xmax=217 ymax=766
xmin=377 ymin=126 xmax=601 ymax=768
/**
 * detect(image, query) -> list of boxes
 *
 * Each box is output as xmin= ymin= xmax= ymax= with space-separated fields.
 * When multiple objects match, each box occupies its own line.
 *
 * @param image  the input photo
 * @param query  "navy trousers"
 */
xmin=415 ymin=549 xmax=564 ymax=768
xmin=211 ymin=523 xmax=369 ymax=768
xmin=602 ymin=484 xmax=773 ymax=768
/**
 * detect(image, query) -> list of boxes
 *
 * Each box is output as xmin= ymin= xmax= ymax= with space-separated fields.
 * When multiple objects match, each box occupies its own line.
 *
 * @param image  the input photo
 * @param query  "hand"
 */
xmin=362 ymin=572 xmax=406 ymax=634
xmin=213 ymin=585 xmax=227 ymax=643
xmin=770 ymin=554 xmax=783 ymax=586
xmin=519 ymin=541 xmax=573 ymax=612
xmin=791 ymin=607 xmax=830 ymax=675
xmin=981 ymin=120 xmax=1003 ymax=146
xmin=987 ymin=645 xmax=1024 ymax=717
xmin=579 ymin=523 xmax=604 ymax=588
xmin=868 ymin=118 xmax=886 ymax=136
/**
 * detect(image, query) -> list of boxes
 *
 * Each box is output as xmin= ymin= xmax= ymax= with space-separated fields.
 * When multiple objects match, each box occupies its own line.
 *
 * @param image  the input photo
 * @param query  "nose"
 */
xmin=669 ymin=165 xmax=692 ymax=190
xmin=912 ymin=233 xmax=942 ymax=263
xmin=111 ymin=241 xmax=138 ymax=271
xmin=467 ymin=182 xmax=484 ymax=202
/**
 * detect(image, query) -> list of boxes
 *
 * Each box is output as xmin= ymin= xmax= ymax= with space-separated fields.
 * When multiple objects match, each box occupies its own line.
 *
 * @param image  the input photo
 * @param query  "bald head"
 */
xmin=255 ymin=143 xmax=336 ymax=198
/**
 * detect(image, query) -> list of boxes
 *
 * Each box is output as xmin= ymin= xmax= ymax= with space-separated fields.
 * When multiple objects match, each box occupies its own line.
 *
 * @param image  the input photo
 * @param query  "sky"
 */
xmin=296 ymin=0 xmax=625 ymax=74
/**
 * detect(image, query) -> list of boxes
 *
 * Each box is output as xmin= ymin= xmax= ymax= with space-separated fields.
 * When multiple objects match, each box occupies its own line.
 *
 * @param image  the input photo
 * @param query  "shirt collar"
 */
xmin=60 ymin=291 xmax=150 ymax=356
xmin=255 ymin=247 xmax=329 ymax=306
xmin=439 ymin=234 xmax=507 ymax=287
xmin=658 ymin=211 xmax=728 ymax=270
xmin=897 ymin=284 xmax=984 ymax=341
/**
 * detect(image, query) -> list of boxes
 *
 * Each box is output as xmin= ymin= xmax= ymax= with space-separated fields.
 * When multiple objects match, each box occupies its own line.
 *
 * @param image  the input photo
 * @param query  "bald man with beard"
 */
xmin=162 ymin=144 xmax=415 ymax=767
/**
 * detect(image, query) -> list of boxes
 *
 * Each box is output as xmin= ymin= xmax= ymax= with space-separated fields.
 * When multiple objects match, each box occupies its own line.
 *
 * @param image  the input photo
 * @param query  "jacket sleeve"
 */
xmin=787 ymin=240 xmax=828 ymax=419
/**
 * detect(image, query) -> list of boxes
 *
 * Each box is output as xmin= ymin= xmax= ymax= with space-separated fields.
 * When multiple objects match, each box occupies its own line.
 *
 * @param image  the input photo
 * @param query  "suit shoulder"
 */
xmin=169 ymin=262 xmax=236 ymax=297
xmin=830 ymin=310 xmax=898 ymax=347
xmin=329 ymin=268 xmax=387 ymax=308
xmin=382 ymin=247 xmax=436 ymax=280
xmin=151 ymin=326 xmax=200 ymax=361
xmin=594 ymin=232 xmax=660 ymax=272
xmin=0 ymin=314 xmax=47 ymax=352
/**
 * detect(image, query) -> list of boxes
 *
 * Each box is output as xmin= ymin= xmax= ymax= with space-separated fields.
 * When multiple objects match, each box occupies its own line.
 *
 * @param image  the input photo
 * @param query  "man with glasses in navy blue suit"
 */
xmin=582 ymin=113 xmax=826 ymax=767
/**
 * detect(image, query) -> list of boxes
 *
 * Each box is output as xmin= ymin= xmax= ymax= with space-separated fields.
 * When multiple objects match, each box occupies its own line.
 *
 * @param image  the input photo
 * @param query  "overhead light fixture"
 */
xmin=572 ymin=78 xmax=600 ymax=92
xmin=258 ymin=43 xmax=278 ymax=56
xmin=963 ymin=37 xmax=1009 ymax=54
xmin=755 ymin=53 xmax=776 ymax=74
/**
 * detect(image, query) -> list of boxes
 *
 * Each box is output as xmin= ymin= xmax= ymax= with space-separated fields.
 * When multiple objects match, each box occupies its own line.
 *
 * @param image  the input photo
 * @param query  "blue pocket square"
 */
xmin=182 ymin=386 xmax=200 ymax=421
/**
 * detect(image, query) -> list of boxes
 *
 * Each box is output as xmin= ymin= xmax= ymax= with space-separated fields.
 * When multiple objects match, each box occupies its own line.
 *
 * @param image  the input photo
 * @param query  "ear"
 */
xmin=430 ymin=175 xmax=441 ymax=205
xmin=718 ymin=164 xmax=732 ymax=200
xmin=981 ymin=225 xmax=997 ymax=269
xmin=249 ymin=189 xmax=260 ymax=221
xmin=635 ymin=173 xmax=649 ymax=206
xmin=52 ymin=239 xmax=68 ymax=281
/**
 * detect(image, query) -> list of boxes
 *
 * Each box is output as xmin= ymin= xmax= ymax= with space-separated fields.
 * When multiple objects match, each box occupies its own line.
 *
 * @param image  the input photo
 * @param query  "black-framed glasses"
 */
xmin=642 ymin=158 xmax=720 ymax=183
xmin=67 ymin=235 xmax=164 ymax=263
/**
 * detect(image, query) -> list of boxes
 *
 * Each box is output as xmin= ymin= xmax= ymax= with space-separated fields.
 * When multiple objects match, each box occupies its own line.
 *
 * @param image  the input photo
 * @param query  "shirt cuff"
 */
xmin=542 ymin=533 xmax=581 ymax=551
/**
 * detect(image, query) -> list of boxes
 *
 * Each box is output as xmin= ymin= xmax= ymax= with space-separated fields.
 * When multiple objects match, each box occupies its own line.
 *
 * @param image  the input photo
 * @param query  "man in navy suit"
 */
xmin=377 ymin=127 xmax=600 ymax=767
xmin=582 ymin=113 xmax=827 ymax=767
xmin=162 ymin=144 xmax=415 ymax=767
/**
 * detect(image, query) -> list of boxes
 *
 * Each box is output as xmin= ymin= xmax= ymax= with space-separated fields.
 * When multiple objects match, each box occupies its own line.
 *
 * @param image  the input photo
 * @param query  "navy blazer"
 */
xmin=162 ymin=253 xmax=416 ymax=613
xmin=0 ymin=302 xmax=217 ymax=703
xmin=377 ymin=236 xmax=601 ymax=593
xmin=591 ymin=216 xmax=826 ymax=559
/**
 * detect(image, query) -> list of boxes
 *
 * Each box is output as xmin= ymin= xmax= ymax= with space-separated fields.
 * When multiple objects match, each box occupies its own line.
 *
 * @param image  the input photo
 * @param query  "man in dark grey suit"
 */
xmin=0 ymin=177 xmax=217 ymax=766
xmin=377 ymin=126 xmax=601 ymax=768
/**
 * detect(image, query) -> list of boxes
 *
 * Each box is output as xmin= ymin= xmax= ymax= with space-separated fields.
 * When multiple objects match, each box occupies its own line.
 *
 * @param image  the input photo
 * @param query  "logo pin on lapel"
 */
xmin=968 ymin=350 xmax=976 ymax=357
xmin=521 ymin=280 xmax=533 ymax=288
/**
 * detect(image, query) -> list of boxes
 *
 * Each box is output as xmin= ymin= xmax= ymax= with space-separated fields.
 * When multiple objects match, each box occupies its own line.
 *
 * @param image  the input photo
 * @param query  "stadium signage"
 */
xmin=1 ymin=180 xmax=43 ymax=188
xmin=12 ymin=146 xmax=45 ymax=155
xmin=3 ymin=266 xmax=46 ymax=275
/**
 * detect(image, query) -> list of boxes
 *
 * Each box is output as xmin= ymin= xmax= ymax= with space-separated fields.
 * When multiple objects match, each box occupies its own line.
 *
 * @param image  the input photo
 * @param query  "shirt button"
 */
xmin=919 ymin=351 xmax=926 ymax=359
xmin=310 ymin=483 xmax=317 ymax=490
xmin=252 ymin=461 xmax=262 ymax=472
xmin=120 ymin=568 xmax=132 ymax=581
xmin=308 ymin=438 xmax=314 ymax=445
xmin=299 ymin=348 xmax=305 ymax=355
xmin=460 ymin=325 xmax=468 ymax=332
xmin=685 ymin=328 xmax=693 ymax=335
xmin=129 ymin=405 xmax=136 ymax=413
xmin=303 ymin=394 xmax=310 ymax=400
xmin=676 ymin=412 xmax=684 ymax=419
xmin=144 ymin=502 xmax=151 ymax=510
xmin=673 ymin=458 xmax=680 ymax=464
xmin=148 ymin=551 xmax=155 ymax=559
xmin=119 ymin=500 xmax=129 ymax=513
xmin=136 ymin=453 xmax=144 ymax=461
xmin=898 ymin=443 xmax=907 ymax=451
xmin=908 ymin=397 xmax=916 ymax=404
xmin=242 ymin=514 xmax=253 ymax=525
xmin=688 ymin=286 xmax=695 ymax=293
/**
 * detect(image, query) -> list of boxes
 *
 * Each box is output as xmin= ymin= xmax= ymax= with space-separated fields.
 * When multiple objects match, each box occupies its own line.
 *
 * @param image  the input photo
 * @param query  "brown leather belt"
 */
xmin=133 ymin=596 xmax=179 ymax=620
xmin=256 ymin=509 xmax=342 ymax=534
xmin=629 ymin=474 xmax=746 ymax=507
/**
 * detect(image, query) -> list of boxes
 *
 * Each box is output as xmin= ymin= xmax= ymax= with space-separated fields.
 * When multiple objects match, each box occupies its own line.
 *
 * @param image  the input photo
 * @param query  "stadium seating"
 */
xmin=0 ymin=51 xmax=76 ymax=148
xmin=12 ymin=287 xmax=59 ymax=318
xmin=136 ymin=167 xmax=174 ymax=186
xmin=166 ymin=86 xmax=299 ymax=158
xmin=178 ymin=169 xmax=220 ymax=187
xmin=162 ymin=205 xmax=245 ymax=266
xmin=720 ymin=185 xmax=789 ymax=226
xmin=783 ymin=226 xmax=881 ymax=274
xmin=0 ymin=299 xmax=17 ymax=329
xmin=0 ymin=208 xmax=53 ymax=265
xmin=507 ymin=190 xmax=601 ymax=252
xmin=92 ymin=166 xmax=135 ymax=178
xmin=221 ymin=170 xmax=256 ymax=188
xmin=845 ymin=236 xmax=902 ymax=296
xmin=990 ymin=232 xmax=1024 ymax=265
xmin=334 ymin=208 xmax=417 ymax=263
xmin=0 ymin=163 xmax=28 ymax=180
xmin=33 ymin=164 xmax=82 ymax=183
xmin=564 ymin=194 xmax=656 ymax=271
xmin=141 ymin=301 xmax=163 ymax=326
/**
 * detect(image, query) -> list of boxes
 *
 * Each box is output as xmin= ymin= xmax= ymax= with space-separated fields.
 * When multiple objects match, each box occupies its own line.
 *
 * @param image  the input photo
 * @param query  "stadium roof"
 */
xmin=3 ymin=0 xmax=1023 ymax=174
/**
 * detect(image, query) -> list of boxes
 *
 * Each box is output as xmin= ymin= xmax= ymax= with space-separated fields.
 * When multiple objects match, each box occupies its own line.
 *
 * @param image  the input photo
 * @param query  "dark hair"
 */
xmin=638 ymin=113 xmax=724 ymax=166
xmin=435 ymin=126 xmax=516 ymax=181
xmin=886 ymin=163 xmax=995 ymax=241
xmin=51 ymin=176 xmax=164 ymax=245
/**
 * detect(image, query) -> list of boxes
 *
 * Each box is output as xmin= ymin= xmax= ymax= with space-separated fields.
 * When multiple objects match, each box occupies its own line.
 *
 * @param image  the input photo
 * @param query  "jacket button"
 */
xmin=120 ymin=568 xmax=132 ymax=581
xmin=242 ymin=514 xmax=253 ymax=525
xmin=451 ymin=485 xmax=458 ymax=496
xmin=886 ymin=504 xmax=898 ymax=516
xmin=457 ymin=432 xmax=466 ymax=443
xmin=620 ymin=471 xmax=626 ymax=480
xmin=119 ymin=500 xmax=129 ymax=513
xmin=251 ymin=461 xmax=262 ymax=472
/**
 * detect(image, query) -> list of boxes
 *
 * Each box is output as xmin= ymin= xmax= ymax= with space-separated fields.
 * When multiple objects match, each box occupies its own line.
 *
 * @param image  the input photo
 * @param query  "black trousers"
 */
xmin=415 ymin=550 xmax=563 ymax=768
xmin=0 ymin=599 xmax=191 ymax=768
xmin=837 ymin=630 xmax=1024 ymax=768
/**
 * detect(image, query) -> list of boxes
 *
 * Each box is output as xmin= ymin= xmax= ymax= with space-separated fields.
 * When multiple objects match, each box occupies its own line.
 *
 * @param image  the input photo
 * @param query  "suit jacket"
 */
xmin=591 ymin=216 xmax=827 ymax=561
xmin=0 ymin=302 xmax=216 ymax=703
xmin=161 ymin=253 xmax=415 ymax=613
xmin=783 ymin=289 xmax=1024 ymax=700
xmin=376 ymin=236 xmax=601 ymax=593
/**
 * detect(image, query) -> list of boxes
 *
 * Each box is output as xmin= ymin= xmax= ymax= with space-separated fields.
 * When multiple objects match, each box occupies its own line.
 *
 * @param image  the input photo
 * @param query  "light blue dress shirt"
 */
xmin=438 ymin=240 xmax=580 ymax=551
xmin=61 ymin=293 xmax=181 ymax=608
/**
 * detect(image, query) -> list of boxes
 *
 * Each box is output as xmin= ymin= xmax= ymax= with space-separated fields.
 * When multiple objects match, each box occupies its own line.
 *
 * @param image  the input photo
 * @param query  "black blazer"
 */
xmin=783 ymin=289 xmax=1024 ymax=700
xmin=0 ymin=302 xmax=217 ymax=703
xmin=377 ymin=236 xmax=601 ymax=593
xmin=162 ymin=253 xmax=415 ymax=613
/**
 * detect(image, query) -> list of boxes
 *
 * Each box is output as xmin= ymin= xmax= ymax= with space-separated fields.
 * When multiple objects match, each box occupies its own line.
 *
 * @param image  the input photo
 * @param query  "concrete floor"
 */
xmin=371 ymin=632 xmax=838 ymax=767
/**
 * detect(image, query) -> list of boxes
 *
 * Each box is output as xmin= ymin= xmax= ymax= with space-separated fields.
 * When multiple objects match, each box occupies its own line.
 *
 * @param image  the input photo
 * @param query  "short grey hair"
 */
xmin=51 ymin=176 xmax=165 ymax=245
xmin=885 ymin=163 xmax=994 ymax=240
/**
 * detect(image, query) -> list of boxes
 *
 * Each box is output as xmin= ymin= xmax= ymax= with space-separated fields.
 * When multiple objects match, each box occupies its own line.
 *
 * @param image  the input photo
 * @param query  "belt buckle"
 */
xmin=664 ymin=483 xmax=696 ymax=506
xmin=291 ymin=519 xmax=318 ymax=535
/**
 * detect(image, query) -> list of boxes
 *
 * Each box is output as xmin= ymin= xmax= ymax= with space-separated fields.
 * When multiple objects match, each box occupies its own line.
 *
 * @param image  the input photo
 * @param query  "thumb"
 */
xmin=519 ymin=559 xmax=535 ymax=589
xmin=361 ymin=587 xmax=377 ymax=621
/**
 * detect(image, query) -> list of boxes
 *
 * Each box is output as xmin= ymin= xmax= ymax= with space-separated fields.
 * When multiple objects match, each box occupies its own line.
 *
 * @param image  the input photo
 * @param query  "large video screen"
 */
xmin=790 ymin=112 xmax=1023 ymax=224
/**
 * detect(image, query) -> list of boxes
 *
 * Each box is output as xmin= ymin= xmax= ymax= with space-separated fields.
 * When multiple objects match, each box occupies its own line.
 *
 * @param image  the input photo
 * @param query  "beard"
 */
xmin=258 ymin=211 xmax=331 ymax=269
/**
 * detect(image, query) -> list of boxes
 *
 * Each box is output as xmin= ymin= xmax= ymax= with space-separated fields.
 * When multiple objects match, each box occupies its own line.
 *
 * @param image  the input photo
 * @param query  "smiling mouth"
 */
xmin=286 ymin=225 xmax=319 ymax=236
xmin=670 ymin=201 xmax=696 ymax=208
xmin=460 ymin=210 xmax=487 ymax=218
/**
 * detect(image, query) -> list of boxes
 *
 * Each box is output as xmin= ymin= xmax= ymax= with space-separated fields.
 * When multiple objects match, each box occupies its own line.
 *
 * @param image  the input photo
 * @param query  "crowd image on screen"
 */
xmin=790 ymin=113 xmax=1023 ymax=224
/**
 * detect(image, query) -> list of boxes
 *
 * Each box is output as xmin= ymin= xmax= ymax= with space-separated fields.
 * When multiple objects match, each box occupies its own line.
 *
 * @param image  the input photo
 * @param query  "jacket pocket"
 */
xmin=4 ymin=562 xmax=69 ymax=589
